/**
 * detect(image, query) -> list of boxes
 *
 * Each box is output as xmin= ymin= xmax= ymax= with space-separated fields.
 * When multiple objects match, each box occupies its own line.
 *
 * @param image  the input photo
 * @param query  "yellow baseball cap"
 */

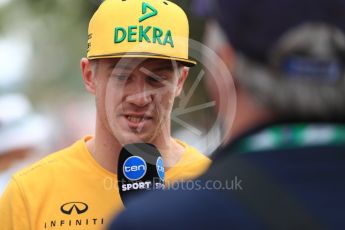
xmin=87 ymin=0 xmax=196 ymax=67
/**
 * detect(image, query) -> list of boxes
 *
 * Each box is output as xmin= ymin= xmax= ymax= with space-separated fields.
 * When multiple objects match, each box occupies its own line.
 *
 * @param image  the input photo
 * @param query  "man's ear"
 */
xmin=175 ymin=67 xmax=189 ymax=97
xmin=81 ymin=58 xmax=96 ymax=95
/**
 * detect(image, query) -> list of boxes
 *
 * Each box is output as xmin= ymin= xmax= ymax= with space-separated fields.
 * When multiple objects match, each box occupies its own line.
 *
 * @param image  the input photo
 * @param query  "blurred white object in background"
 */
xmin=0 ymin=93 xmax=52 ymax=195
xmin=0 ymin=0 xmax=11 ymax=8
xmin=0 ymin=36 xmax=32 ymax=89
xmin=0 ymin=94 xmax=50 ymax=153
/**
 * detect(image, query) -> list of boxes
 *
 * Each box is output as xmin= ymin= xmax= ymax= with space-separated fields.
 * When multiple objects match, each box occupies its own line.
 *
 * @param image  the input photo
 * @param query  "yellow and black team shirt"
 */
xmin=0 ymin=136 xmax=210 ymax=230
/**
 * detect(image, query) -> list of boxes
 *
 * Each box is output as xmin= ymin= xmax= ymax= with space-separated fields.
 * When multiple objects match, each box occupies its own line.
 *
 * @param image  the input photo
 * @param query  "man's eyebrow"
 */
xmin=150 ymin=64 xmax=180 ymax=72
xmin=109 ymin=64 xmax=134 ymax=72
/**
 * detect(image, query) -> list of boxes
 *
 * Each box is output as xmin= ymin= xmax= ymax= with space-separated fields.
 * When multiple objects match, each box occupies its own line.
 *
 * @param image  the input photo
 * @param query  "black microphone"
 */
xmin=117 ymin=143 xmax=165 ymax=206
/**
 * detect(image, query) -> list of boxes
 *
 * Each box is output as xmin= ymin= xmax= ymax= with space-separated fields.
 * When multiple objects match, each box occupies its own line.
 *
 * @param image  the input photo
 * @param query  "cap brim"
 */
xmin=88 ymin=52 xmax=197 ymax=67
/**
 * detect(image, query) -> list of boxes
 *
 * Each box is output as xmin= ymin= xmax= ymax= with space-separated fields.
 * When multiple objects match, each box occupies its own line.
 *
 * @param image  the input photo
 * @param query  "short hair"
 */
xmin=205 ymin=21 xmax=345 ymax=121
xmin=234 ymin=23 xmax=345 ymax=120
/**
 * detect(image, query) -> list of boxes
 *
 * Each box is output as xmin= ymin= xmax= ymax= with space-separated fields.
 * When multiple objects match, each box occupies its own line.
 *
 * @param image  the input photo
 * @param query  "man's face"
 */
xmin=92 ymin=58 xmax=187 ymax=145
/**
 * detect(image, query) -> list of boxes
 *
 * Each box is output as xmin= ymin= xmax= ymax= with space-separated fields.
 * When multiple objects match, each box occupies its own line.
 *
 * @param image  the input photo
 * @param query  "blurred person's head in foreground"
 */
xmin=205 ymin=0 xmax=345 ymax=142
xmin=109 ymin=0 xmax=345 ymax=229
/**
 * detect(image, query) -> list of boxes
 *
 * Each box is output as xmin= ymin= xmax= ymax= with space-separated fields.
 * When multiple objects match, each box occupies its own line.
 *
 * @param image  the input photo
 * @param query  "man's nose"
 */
xmin=125 ymin=80 xmax=153 ymax=107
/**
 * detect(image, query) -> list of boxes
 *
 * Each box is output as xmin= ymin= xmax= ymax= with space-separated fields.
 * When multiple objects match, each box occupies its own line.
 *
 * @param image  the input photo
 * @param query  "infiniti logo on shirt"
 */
xmin=60 ymin=202 xmax=88 ymax=215
xmin=44 ymin=202 xmax=104 ymax=228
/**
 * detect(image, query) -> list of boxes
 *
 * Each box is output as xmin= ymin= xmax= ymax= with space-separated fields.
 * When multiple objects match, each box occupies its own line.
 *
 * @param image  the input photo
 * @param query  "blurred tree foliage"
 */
xmin=0 ymin=0 xmax=99 ymax=103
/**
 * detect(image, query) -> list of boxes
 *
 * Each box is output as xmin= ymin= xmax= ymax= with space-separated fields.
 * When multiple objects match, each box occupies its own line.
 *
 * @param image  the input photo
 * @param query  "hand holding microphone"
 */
xmin=117 ymin=143 xmax=165 ymax=206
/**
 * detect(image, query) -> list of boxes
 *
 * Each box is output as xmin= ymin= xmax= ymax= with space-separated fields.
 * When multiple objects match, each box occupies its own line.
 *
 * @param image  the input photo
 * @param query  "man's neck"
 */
xmin=86 ymin=127 xmax=122 ymax=174
xmin=155 ymin=137 xmax=185 ymax=169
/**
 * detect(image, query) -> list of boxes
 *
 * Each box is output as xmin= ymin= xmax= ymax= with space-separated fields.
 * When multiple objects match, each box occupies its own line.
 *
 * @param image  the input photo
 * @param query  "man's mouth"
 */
xmin=123 ymin=114 xmax=153 ymax=132
xmin=126 ymin=115 xmax=151 ymax=123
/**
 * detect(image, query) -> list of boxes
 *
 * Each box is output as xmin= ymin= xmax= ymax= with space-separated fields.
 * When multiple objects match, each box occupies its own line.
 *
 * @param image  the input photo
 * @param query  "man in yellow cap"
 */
xmin=0 ymin=0 xmax=210 ymax=229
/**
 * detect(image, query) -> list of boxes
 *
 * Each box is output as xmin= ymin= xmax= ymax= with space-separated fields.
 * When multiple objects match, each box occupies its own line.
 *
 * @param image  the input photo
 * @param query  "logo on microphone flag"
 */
xmin=123 ymin=156 xmax=147 ymax=181
xmin=156 ymin=157 xmax=165 ymax=181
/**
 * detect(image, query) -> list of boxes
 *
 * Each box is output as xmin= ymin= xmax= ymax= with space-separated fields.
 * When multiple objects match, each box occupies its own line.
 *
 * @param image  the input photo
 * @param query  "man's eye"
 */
xmin=113 ymin=75 xmax=128 ymax=81
xmin=147 ymin=75 xmax=164 ymax=83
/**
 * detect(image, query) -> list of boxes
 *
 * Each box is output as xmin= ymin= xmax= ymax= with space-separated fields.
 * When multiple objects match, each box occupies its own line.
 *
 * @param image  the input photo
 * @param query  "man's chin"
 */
xmin=115 ymin=131 xmax=155 ymax=145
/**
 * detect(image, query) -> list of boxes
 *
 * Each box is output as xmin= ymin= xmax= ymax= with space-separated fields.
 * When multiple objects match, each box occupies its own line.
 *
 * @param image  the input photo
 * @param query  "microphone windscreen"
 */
xmin=117 ymin=143 xmax=165 ymax=206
